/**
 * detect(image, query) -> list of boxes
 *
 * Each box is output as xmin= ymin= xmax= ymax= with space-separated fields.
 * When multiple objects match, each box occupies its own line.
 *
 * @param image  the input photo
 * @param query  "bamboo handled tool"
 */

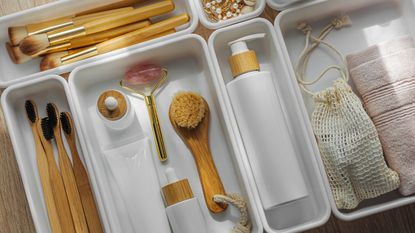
xmin=25 ymin=101 xmax=63 ymax=233
xmin=60 ymin=112 xmax=104 ymax=233
xmin=19 ymin=0 xmax=175 ymax=55
xmin=7 ymin=21 xmax=150 ymax=64
xmin=46 ymin=104 xmax=89 ymax=233
xmin=77 ymin=0 xmax=149 ymax=15
xmin=39 ymin=117 xmax=76 ymax=233
xmin=8 ymin=7 xmax=134 ymax=46
xmin=58 ymin=14 xmax=189 ymax=66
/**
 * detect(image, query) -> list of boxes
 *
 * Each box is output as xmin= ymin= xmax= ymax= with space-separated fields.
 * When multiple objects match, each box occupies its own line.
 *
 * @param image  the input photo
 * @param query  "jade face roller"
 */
xmin=120 ymin=63 xmax=168 ymax=162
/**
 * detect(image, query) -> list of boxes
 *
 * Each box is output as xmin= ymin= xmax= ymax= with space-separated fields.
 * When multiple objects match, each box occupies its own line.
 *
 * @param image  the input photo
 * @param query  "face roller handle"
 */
xmin=145 ymin=95 xmax=168 ymax=162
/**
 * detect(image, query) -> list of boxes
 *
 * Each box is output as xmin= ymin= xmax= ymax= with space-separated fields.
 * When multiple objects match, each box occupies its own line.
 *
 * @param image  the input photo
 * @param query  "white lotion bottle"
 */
xmin=162 ymin=168 xmax=208 ymax=233
xmin=226 ymin=34 xmax=308 ymax=210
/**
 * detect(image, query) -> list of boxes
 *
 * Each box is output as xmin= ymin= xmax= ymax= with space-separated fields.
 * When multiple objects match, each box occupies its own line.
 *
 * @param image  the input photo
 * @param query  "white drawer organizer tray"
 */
xmin=192 ymin=0 xmax=266 ymax=30
xmin=208 ymin=18 xmax=330 ymax=233
xmin=266 ymin=0 xmax=308 ymax=11
xmin=1 ymin=34 xmax=265 ymax=233
xmin=0 ymin=0 xmax=198 ymax=87
xmin=275 ymin=0 xmax=415 ymax=221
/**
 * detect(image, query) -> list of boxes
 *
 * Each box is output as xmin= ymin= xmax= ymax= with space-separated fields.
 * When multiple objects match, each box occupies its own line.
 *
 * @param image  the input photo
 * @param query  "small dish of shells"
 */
xmin=202 ymin=0 xmax=257 ymax=22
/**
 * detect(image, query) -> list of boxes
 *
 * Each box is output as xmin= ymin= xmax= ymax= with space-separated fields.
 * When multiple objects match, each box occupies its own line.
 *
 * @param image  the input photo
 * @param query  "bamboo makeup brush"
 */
xmin=60 ymin=112 xmax=104 ymax=233
xmin=46 ymin=103 xmax=89 ymax=233
xmin=41 ymin=13 xmax=189 ymax=70
xmin=19 ymin=0 xmax=175 ymax=55
xmin=25 ymin=101 xmax=63 ymax=233
xmin=39 ymin=117 xmax=76 ymax=233
xmin=8 ymin=21 xmax=151 ymax=64
xmin=8 ymin=7 xmax=134 ymax=46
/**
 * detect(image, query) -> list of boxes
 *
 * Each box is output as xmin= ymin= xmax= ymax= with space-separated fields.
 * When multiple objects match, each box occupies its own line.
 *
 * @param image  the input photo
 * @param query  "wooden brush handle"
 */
xmin=26 ymin=17 xmax=73 ymax=35
xmin=37 ymin=122 xmax=76 ymax=233
xmin=74 ymin=7 xmax=133 ymax=21
xmin=187 ymin=140 xmax=227 ymax=213
xmin=69 ymin=20 xmax=150 ymax=49
xmin=84 ymin=0 xmax=175 ymax=34
xmin=77 ymin=0 xmax=149 ymax=15
xmin=67 ymin=135 xmax=103 ymax=233
xmin=97 ymin=13 xmax=188 ymax=54
xmin=73 ymin=7 xmax=134 ymax=26
xmin=31 ymin=124 xmax=63 ymax=233
xmin=54 ymin=131 xmax=89 ymax=233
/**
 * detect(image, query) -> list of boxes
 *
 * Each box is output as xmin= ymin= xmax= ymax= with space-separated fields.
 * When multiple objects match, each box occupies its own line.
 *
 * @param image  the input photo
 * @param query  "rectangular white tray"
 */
xmin=208 ymin=18 xmax=330 ymax=233
xmin=68 ymin=34 xmax=263 ymax=233
xmin=0 ymin=0 xmax=198 ymax=87
xmin=275 ymin=0 xmax=415 ymax=221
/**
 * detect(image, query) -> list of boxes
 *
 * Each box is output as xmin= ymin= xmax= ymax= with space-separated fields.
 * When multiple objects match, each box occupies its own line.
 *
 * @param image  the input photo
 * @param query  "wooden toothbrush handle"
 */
xmin=187 ymin=140 xmax=227 ymax=213
xmin=56 ymin=134 xmax=89 ymax=233
xmin=32 ymin=125 xmax=63 ymax=233
xmin=84 ymin=0 xmax=175 ymax=35
xmin=96 ymin=13 xmax=189 ymax=54
xmin=68 ymin=137 xmax=104 ymax=233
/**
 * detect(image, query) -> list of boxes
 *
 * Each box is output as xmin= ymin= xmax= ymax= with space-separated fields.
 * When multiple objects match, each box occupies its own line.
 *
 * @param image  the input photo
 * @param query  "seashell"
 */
xmin=244 ymin=0 xmax=256 ymax=6
xmin=241 ymin=5 xmax=254 ymax=14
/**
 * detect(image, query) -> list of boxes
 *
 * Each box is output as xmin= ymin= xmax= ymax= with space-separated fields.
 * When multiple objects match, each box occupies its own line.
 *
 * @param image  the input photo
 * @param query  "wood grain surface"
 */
xmin=1 ymin=1 xmax=415 ymax=233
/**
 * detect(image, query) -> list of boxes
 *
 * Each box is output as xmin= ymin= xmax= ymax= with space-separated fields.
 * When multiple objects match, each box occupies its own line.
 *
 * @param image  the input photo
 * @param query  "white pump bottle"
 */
xmin=226 ymin=34 xmax=309 ymax=210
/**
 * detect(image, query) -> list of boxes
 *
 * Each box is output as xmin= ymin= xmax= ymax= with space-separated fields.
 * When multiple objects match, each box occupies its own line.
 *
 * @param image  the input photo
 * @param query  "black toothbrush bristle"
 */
xmin=46 ymin=103 xmax=58 ymax=128
xmin=41 ymin=117 xmax=54 ymax=140
xmin=25 ymin=100 xmax=37 ymax=123
xmin=60 ymin=112 xmax=72 ymax=135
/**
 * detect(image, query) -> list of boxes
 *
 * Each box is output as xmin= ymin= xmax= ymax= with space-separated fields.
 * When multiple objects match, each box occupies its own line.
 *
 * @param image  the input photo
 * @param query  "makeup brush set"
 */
xmin=3 ymin=0 xmax=415 ymax=233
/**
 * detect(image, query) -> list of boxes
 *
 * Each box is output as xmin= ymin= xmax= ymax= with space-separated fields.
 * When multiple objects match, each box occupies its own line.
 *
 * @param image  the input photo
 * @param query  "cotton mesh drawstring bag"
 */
xmin=296 ymin=17 xmax=400 ymax=209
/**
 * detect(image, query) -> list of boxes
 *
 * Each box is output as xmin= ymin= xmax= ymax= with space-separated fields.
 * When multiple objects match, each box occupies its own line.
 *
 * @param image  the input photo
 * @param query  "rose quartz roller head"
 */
xmin=120 ymin=63 xmax=168 ymax=162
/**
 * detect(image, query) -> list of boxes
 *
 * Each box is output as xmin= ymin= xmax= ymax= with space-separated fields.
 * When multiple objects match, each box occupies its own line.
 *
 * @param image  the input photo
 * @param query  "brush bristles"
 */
xmin=46 ymin=103 xmax=58 ymax=128
xmin=19 ymin=34 xmax=49 ymax=56
xmin=25 ymin=100 xmax=37 ymax=123
xmin=170 ymin=91 xmax=206 ymax=129
xmin=60 ymin=112 xmax=72 ymax=135
xmin=40 ymin=51 xmax=66 ymax=71
xmin=8 ymin=26 xmax=28 ymax=46
xmin=6 ymin=43 xmax=32 ymax=64
xmin=41 ymin=117 xmax=54 ymax=140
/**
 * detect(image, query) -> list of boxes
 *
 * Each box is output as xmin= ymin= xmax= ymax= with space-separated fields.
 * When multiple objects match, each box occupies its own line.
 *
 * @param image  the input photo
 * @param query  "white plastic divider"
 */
xmin=208 ymin=18 xmax=330 ymax=233
xmin=192 ymin=0 xmax=265 ymax=29
xmin=0 ymin=0 xmax=198 ymax=87
xmin=266 ymin=0 xmax=308 ymax=11
xmin=68 ymin=34 xmax=263 ymax=233
xmin=0 ymin=75 xmax=111 ymax=233
xmin=274 ymin=0 xmax=415 ymax=221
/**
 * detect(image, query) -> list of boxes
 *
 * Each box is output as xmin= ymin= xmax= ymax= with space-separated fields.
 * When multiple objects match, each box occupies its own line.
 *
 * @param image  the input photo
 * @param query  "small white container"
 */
xmin=0 ymin=0 xmax=198 ymax=87
xmin=208 ymin=18 xmax=330 ymax=233
xmin=266 ymin=0 xmax=309 ymax=11
xmin=192 ymin=0 xmax=265 ymax=29
xmin=274 ymin=0 xmax=415 ymax=221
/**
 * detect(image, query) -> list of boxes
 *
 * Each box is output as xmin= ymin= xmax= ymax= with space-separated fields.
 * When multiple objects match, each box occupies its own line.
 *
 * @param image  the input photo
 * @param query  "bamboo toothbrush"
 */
xmin=39 ymin=117 xmax=76 ymax=233
xmin=7 ymin=21 xmax=151 ymax=64
xmin=169 ymin=92 xmax=228 ymax=213
xmin=25 ymin=101 xmax=63 ymax=233
xmin=46 ymin=103 xmax=89 ymax=233
xmin=8 ymin=7 xmax=134 ymax=46
xmin=60 ymin=112 xmax=104 ymax=233
xmin=41 ymin=13 xmax=188 ymax=70
xmin=19 ymin=0 xmax=175 ymax=55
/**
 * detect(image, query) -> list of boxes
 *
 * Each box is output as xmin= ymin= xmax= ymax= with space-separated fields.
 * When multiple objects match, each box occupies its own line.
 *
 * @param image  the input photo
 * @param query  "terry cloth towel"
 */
xmin=347 ymin=36 xmax=415 ymax=196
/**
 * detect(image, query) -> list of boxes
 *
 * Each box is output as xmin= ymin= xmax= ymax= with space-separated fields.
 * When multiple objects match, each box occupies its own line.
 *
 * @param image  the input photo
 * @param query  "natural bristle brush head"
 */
xmin=46 ymin=103 xmax=59 ymax=129
xmin=25 ymin=100 xmax=38 ymax=124
xmin=170 ymin=92 xmax=206 ymax=129
xmin=8 ymin=26 xmax=28 ymax=46
xmin=41 ymin=117 xmax=54 ymax=140
xmin=40 ymin=52 xmax=67 ymax=71
xmin=6 ymin=42 xmax=32 ymax=64
xmin=60 ymin=112 xmax=72 ymax=135
xmin=19 ymin=34 xmax=49 ymax=55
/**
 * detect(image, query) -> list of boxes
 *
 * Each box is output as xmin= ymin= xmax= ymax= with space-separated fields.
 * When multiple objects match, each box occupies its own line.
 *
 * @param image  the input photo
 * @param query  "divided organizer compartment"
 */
xmin=266 ymin=0 xmax=309 ymax=11
xmin=0 ymin=0 xmax=198 ymax=87
xmin=0 ymin=75 xmax=109 ymax=233
xmin=192 ymin=0 xmax=266 ymax=29
xmin=68 ymin=34 xmax=263 ymax=233
xmin=208 ymin=18 xmax=330 ymax=233
xmin=275 ymin=0 xmax=415 ymax=221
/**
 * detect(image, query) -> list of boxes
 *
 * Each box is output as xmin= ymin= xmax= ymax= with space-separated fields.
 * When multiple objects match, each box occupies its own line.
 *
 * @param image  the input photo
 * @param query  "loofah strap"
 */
xmin=213 ymin=193 xmax=252 ymax=233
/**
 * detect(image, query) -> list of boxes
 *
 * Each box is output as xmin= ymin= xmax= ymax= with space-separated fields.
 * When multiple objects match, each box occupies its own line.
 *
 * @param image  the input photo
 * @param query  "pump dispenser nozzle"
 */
xmin=228 ymin=33 xmax=265 ymax=78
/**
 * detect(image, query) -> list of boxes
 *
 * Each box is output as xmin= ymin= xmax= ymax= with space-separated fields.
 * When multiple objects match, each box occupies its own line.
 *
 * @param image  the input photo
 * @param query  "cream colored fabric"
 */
xmin=296 ymin=17 xmax=400 ymax=209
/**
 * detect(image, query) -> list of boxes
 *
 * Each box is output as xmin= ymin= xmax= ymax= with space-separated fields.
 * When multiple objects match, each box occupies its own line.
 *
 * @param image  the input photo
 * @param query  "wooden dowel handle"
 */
xmin=73 ymin=7 xmax=134 ymax=26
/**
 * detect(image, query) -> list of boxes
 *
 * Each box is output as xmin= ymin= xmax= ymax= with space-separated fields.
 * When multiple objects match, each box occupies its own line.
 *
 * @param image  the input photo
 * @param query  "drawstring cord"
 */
xmin=213 ymin=193 xmax=251 ymax=233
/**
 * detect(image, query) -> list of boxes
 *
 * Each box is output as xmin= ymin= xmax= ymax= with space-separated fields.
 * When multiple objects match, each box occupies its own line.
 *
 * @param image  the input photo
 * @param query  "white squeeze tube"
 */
xmin=226 ymin=33 xmax=309 ymax=210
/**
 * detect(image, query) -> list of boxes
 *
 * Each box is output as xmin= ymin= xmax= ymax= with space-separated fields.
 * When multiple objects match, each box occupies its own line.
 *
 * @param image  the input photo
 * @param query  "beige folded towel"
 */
xmin=347 ymin=36 xmax=415 ymax=195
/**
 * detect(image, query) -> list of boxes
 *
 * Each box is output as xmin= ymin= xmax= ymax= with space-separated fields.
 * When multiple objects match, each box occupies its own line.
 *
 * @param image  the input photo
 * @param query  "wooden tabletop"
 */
xmin=1 ymin=1 xmax=415 ymax=233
